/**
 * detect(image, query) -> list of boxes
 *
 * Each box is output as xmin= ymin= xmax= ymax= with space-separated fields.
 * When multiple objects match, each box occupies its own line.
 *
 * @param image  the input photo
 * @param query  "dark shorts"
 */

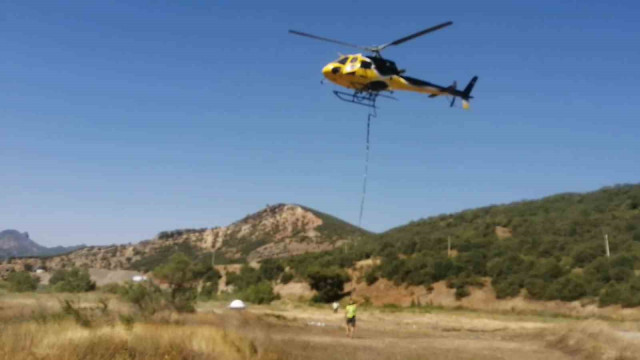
xmin=346 ymin=316 xmax=356 ymax=326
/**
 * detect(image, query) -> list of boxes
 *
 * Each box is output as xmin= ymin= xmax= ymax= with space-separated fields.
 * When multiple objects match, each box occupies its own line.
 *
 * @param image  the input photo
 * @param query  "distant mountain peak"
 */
xmin=203 ymin=203 xmax=367 ymax=261
xmin=10 ymin=203 xmax=370 ymax=272
xmin=0 ymin=230 xmax=83 ymax=258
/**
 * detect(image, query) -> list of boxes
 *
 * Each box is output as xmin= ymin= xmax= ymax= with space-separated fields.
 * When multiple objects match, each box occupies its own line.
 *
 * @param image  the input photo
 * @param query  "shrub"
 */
xmin=599 ymin=283 xmax=627 ymax=307
xmin=599 ymin=277 xmax=640 ymax=307
xmin=226 ymin=265 xmax=261 ymax=291
xmin=524 ymin=278 xmax=549 ymax=300
xmin=153 ymin=253 xmax=198 ymax=312
xmin=454 ymin=286 xmax=470 ymax=300
xmin=530 ymin=258 xmax=565 ymax=282
xmin=60 ymin=299 xmax=91 ymax=327
xmin=259 ymin=259 xmax=284 ymax=281
xmin=7 ymin=271 xmax=39 ymax=292
xmin=547 ymin=274 xmax=587 ymax=301
xmin=239 ymin=281 xmax=279 ymax=304
xmin=50 ymin=268 xmax=96 ymax=293
xmin=307 ymin=267 xmax=349 ymax=303
xmin=199 ymin=282 xmax=218 ymax=300
xmin=119 ymin=282 xmax=166 ymax=316
xmin=100 ymin=282 xmax=124 ymax=294
xmin=492 ymin=276 xmax=522 ymax=299
xmin=280 ymin=271 xmax=294 ymax=284
xmin=364 ymin=270 xmax=379 ymax=286
xmin=170 ymin=288 xmax=197 ymax=313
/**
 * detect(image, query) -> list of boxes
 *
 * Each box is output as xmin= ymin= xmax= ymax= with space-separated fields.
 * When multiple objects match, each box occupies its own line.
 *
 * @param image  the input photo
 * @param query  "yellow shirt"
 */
xmin=346 ymin=304 xmax=357 ymax=318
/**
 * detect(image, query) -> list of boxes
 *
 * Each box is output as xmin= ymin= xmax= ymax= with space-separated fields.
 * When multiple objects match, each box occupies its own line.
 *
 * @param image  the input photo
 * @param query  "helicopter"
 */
xmin=289 ymin=21 xmax=478 ymax=109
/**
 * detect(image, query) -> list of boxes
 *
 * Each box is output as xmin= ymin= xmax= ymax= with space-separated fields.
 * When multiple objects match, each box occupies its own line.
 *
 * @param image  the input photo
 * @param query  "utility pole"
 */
xmin=604 ymin=234 xmax=610 ymax=258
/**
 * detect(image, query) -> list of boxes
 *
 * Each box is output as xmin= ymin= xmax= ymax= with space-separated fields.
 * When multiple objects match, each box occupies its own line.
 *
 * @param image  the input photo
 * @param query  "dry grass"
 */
xmin=3 ymin=293 xmax=640 ymax=360
xmin=0 ymin=318 xmax=260 ymax=360
xmin=0 ymin=293 xmax=263 ymax=360
xmin=545 ymin=320 xmax=640 ymax=360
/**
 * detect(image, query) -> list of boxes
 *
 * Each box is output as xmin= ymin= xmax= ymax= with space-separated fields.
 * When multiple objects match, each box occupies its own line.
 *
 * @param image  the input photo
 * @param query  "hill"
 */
xmin=0 ymin=230 xmax=83 ymax=258
xmin=276 ymin=184 xmax=640 ymax=307
xmin=5 ymin=204 xmax=369 ymax=273
xmin=5 ymin=185 xmax=640 ymax=308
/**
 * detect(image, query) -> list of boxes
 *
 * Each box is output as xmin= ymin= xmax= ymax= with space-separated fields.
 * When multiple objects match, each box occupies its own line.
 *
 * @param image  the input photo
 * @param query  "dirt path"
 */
xmin=241 ymin=307 xmax=572 ymax=360
xmin=269 ymin=330 xmax=570 ymax=360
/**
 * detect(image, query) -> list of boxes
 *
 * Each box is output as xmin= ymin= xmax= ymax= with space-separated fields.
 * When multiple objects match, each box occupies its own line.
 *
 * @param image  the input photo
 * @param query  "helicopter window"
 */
xmin=350 ymin=57 xmax=358 ymax=63
xmin=369 ymin=57 xmax=399 ymax=76
xmin=361 ymin=61 xmax=372 ymax=69
xmin=336 ymin=57 xmax=348 ymax=65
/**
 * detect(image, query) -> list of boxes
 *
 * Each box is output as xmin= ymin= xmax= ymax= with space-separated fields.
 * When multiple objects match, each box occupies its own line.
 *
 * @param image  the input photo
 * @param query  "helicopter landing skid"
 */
xmin=332 ymin=90 xmax=396 ymax=109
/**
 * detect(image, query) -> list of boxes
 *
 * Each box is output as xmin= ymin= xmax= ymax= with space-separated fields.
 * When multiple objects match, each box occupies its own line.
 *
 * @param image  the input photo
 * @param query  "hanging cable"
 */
xmin=358 ymin=109 xmax=376 ymax=227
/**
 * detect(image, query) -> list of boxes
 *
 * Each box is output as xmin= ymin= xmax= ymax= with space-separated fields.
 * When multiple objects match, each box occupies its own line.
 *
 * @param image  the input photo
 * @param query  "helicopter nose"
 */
xmin=322 ymin=64 xmax=340 ymax=77
xmin=322 ymin=64 xmax=332 ymax=77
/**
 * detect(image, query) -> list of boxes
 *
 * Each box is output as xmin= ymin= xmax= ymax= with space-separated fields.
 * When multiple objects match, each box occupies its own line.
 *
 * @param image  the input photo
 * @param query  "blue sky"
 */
xmin=1 ymin=1 xmax=639 ymax=246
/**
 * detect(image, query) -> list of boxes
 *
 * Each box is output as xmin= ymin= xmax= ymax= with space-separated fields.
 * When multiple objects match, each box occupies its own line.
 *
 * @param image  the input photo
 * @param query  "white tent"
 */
xmin=228 ymin=299 xmax=246 ymax=310
xmin=132 ymin=275 xmax=147 ymax=282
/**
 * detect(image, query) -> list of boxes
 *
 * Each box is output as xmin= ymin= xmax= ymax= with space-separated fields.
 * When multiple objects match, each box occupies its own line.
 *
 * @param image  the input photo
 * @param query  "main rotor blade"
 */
xmin=376 ymin=21 xmax=453 ymax=51
xmin=289 ymin=30 xmax=369 ymax=51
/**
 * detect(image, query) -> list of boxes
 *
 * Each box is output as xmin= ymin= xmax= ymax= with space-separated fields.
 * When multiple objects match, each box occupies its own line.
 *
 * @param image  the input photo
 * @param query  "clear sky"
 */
xmin=1 ymin=1 xmax=639 ymax=247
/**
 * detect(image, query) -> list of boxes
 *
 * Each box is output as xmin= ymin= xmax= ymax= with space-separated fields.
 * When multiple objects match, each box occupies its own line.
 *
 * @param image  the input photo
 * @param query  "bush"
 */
xmin=239 ymin=281 xmax=279 ymax=304
xmin=100 ymin=282 xmax=124 ymax=294
xmin=307 ymin=267 xmax=349 ymax=303
xmin=153 ymin=253 xmax=199 ymax=312
xmin=364 ymin=270 xmax=379 ymax=286
xmin=259 ymin=259 xmax=284 ymax=281
xmin=547 ymin=274 xmax=587 ymax=301
xmin=454 ymin=286 xmax=470 ymax=300
xmin=170 ymin=288 xmax=197 ymax=313
xmin=530 ymin=258 xmax=565 ymax=282
xmin=225 ymin=265 xmax=261 ymax=291
xmin=280 ymin=271 xmax=294 ymax=284
xmin=599 ymin=283 xmax=627 ymax=307
xmin=492 ymin=276 xmax=523 ymax=299
xmin=60 ymin=299 xmax=91 ymax=327
xmin=598 ymin=277 xmax=640 ymax=307
xmin=524 ymin=278 xmax=549 ymax=300
xmin=50 ymin=268 xmax=96 ymax=293
xmin=119 ymin=282 xmax=166 ymax=316
xmin=7 ymin=271 xmax=39 ymax=292
xmin=199 ymin=282 xmax=218 ymax=300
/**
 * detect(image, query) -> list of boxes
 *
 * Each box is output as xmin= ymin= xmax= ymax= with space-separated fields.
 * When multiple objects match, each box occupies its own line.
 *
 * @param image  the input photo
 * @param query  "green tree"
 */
xmin=307 ymin=267 xmax=349 ymax=303
xmin=280 ymin=271 xmax=294 ymax=284
xmin=225 ymin=264 xmax=261 ymax=291
xmin=50 ymin=268 xmax=96 ymax=293
xmin=546 ymin=274 xmax=587 ymax=301
xmin=239 ymin=281 xmax=279 ymax=304
xmin=259 ymin=259 xmax=284 ymax=281
xmin=7 ymin=271 xmax=39 ymax=292
xmin=119 ymin=282 xmax=165 ymax=316
xmin=153 ymin=253 xmax=198 ymax=312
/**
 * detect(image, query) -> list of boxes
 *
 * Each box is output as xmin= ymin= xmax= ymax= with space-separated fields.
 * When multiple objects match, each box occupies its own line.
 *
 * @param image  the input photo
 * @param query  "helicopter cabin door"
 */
xmin=344 ymin=55 xmax=360 ymax=73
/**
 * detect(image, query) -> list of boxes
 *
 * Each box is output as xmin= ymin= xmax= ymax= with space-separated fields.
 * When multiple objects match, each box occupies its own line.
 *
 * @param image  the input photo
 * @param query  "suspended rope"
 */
xmin=358 ymin=110 xmax=376 ymax=227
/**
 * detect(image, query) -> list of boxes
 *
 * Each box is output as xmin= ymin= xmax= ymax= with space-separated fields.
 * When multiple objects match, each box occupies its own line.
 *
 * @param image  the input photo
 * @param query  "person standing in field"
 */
xmin=345 ymin=299 xmax=357 ymax=338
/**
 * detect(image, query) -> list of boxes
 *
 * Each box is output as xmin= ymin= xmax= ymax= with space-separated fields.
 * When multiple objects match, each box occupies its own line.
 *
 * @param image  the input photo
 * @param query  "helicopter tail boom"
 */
xmin=458 ymin=76 xmax=478 ymax=109
xmin=462 ymin=76 xmax=478 ymax=100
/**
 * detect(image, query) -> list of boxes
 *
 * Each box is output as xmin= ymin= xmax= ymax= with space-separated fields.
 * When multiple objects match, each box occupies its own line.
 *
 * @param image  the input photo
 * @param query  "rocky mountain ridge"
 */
xmin=0 ymin=230 xmax=83 ymax=258
xmin=2 ymin=204 xmax=368 ymax=273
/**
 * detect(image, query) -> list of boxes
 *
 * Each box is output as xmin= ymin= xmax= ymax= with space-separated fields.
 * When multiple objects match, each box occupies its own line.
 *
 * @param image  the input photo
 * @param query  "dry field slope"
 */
xmin=2 ymin=293 xmax=640 ymax=360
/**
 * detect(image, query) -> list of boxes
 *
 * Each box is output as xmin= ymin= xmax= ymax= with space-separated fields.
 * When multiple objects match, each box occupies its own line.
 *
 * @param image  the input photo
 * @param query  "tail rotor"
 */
xmin=461 ymin=76 xmax=478 ymax=110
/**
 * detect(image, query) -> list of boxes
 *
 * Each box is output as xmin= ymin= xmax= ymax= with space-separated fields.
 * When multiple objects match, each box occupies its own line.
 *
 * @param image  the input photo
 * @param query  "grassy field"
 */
xmin=1 ymin=292 xmax=639 ymax=360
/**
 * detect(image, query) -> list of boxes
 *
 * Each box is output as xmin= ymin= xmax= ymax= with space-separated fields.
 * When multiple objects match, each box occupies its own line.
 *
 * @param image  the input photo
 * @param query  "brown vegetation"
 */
xmin=3 ymin=292 xmax=640 ymax=360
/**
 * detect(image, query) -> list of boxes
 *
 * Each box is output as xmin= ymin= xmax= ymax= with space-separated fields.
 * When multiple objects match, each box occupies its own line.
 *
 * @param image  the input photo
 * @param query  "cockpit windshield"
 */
xmin=335 ymin=56 xmax=348 ymax=65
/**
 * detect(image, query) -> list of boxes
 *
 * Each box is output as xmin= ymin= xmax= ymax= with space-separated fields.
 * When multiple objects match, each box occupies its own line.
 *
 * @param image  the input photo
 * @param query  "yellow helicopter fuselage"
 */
xmin=322 ymin=54 xmax=438 ymax=94
xmin=322 ymin=54 xmax=474 ymax=109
